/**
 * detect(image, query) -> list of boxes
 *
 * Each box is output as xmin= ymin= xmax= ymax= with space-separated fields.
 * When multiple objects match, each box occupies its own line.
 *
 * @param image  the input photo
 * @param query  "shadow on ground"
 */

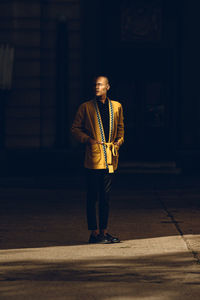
xmin=0 ymin=174 xmax=199 ymax=249
xmin=0 ymin=252 xmax=200 ymax=299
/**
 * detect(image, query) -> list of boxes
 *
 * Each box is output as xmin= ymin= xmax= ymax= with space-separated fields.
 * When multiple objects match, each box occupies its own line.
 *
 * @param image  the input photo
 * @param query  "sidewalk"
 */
xmin=0 ymin=174 xmax=200 ymax=299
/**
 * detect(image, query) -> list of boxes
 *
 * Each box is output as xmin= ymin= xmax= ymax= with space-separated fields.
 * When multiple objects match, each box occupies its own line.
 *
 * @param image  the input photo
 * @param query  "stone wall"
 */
xmin=0 ymin=0 xmax=81 ymax=149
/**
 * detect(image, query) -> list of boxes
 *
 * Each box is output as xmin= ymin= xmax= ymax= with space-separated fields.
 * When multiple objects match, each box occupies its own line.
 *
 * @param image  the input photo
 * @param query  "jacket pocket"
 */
xmin=86 ymin=143 xmax=102 ymax=165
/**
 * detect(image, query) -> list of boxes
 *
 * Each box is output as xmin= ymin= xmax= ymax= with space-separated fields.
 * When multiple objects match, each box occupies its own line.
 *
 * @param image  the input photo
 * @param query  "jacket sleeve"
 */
xmin=71 ymin=103 xmax=90 ymax=144
xmin=116 ymin=104 xmax=124 ymax=146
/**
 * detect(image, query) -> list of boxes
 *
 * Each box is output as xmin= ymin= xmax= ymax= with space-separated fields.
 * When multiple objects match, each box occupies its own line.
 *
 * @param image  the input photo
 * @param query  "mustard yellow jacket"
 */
xmin=71 ymin=98 xmax=124 ymax=171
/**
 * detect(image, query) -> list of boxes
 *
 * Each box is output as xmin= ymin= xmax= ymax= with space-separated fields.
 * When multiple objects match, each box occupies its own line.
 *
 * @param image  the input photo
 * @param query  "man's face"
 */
xmin=94 ymin=77 xmax=110 ymax=97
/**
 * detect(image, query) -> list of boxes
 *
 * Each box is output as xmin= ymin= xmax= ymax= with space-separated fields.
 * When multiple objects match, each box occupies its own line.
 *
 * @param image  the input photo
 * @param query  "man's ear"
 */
xmin=107 ymin=84 xmax=110 ymax=91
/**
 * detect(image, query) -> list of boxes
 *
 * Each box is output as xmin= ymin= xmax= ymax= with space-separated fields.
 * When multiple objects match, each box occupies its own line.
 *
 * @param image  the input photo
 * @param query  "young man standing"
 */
xmin=71 ymin=76 xmax=124 ymax=244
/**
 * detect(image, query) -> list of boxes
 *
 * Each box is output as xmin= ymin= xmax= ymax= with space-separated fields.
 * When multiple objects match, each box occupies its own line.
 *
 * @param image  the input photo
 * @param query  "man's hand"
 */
xmin=114 ymin=141 xmax=120 ymax=147
xmin=88 ymin=138 xmax=103 ymax=145
xmin=88 ymin=138 xmax=97 ymax=145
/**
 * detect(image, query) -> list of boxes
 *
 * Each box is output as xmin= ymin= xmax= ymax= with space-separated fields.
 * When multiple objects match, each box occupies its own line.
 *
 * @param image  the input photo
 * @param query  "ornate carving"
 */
xmin=121 ymin=0 xmax=162 ymax=42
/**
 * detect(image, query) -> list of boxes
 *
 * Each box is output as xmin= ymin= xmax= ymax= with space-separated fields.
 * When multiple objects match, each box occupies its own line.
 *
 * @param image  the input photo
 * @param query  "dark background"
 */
xmin=0 ymin=0 xmax=200 ymax=175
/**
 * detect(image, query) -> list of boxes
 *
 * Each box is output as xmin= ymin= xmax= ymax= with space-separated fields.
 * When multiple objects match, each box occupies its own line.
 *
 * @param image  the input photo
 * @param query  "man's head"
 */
xmin=94 ymin=76 xmax=110 ymax=98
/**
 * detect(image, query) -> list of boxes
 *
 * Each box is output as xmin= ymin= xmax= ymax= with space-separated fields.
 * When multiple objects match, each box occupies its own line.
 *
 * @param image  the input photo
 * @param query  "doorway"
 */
xmin=82 ymin=0 xmax=180 ymax=161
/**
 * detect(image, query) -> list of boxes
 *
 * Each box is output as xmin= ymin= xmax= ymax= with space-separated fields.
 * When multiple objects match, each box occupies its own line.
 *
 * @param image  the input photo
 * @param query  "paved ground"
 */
xmin=0 ymin=173 xmax=200 ymax=299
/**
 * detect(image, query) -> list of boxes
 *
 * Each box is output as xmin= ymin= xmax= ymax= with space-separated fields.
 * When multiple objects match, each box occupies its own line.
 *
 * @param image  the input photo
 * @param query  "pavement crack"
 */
xmin=155 ymin=190 xmax=200 ymax=265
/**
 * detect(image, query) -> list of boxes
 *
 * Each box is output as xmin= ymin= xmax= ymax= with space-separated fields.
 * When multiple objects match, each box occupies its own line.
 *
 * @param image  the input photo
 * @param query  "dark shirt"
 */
xmin=97 ymin=98 xmax=109 ymax=142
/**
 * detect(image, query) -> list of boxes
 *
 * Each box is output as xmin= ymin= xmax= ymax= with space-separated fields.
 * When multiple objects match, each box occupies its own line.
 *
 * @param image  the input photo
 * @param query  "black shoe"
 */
xmin=105 ymin=233 xmax=120 ymax=243
xmin=97 ymin=234 xmax=112 ymax=244
xmin=88 ymin=234 xmax=99 ymax=244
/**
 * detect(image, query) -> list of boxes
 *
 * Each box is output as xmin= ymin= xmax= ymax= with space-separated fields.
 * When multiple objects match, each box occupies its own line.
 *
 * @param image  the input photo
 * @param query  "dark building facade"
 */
xmin=0 ymin=0 xmax=200 ymax=172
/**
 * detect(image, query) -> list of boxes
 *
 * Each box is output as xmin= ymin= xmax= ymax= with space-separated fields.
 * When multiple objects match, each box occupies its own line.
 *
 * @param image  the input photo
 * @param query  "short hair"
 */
xmin=94 ymin=75 xmax=109 ymax=85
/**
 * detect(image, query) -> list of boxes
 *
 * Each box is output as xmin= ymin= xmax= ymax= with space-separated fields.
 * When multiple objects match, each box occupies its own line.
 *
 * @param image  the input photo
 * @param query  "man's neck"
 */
xmin=96 ymin=95 xmax=107 ymax=104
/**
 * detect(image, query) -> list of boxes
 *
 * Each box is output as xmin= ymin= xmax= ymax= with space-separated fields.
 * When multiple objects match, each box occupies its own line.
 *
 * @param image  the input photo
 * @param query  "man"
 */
xmin=71 ymin=76 xmax=124 ymax=244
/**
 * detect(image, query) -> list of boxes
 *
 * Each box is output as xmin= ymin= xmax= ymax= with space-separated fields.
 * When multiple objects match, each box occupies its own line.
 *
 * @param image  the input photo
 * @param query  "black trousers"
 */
xmin=86 ymin=169 xmax=113 ymax=230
